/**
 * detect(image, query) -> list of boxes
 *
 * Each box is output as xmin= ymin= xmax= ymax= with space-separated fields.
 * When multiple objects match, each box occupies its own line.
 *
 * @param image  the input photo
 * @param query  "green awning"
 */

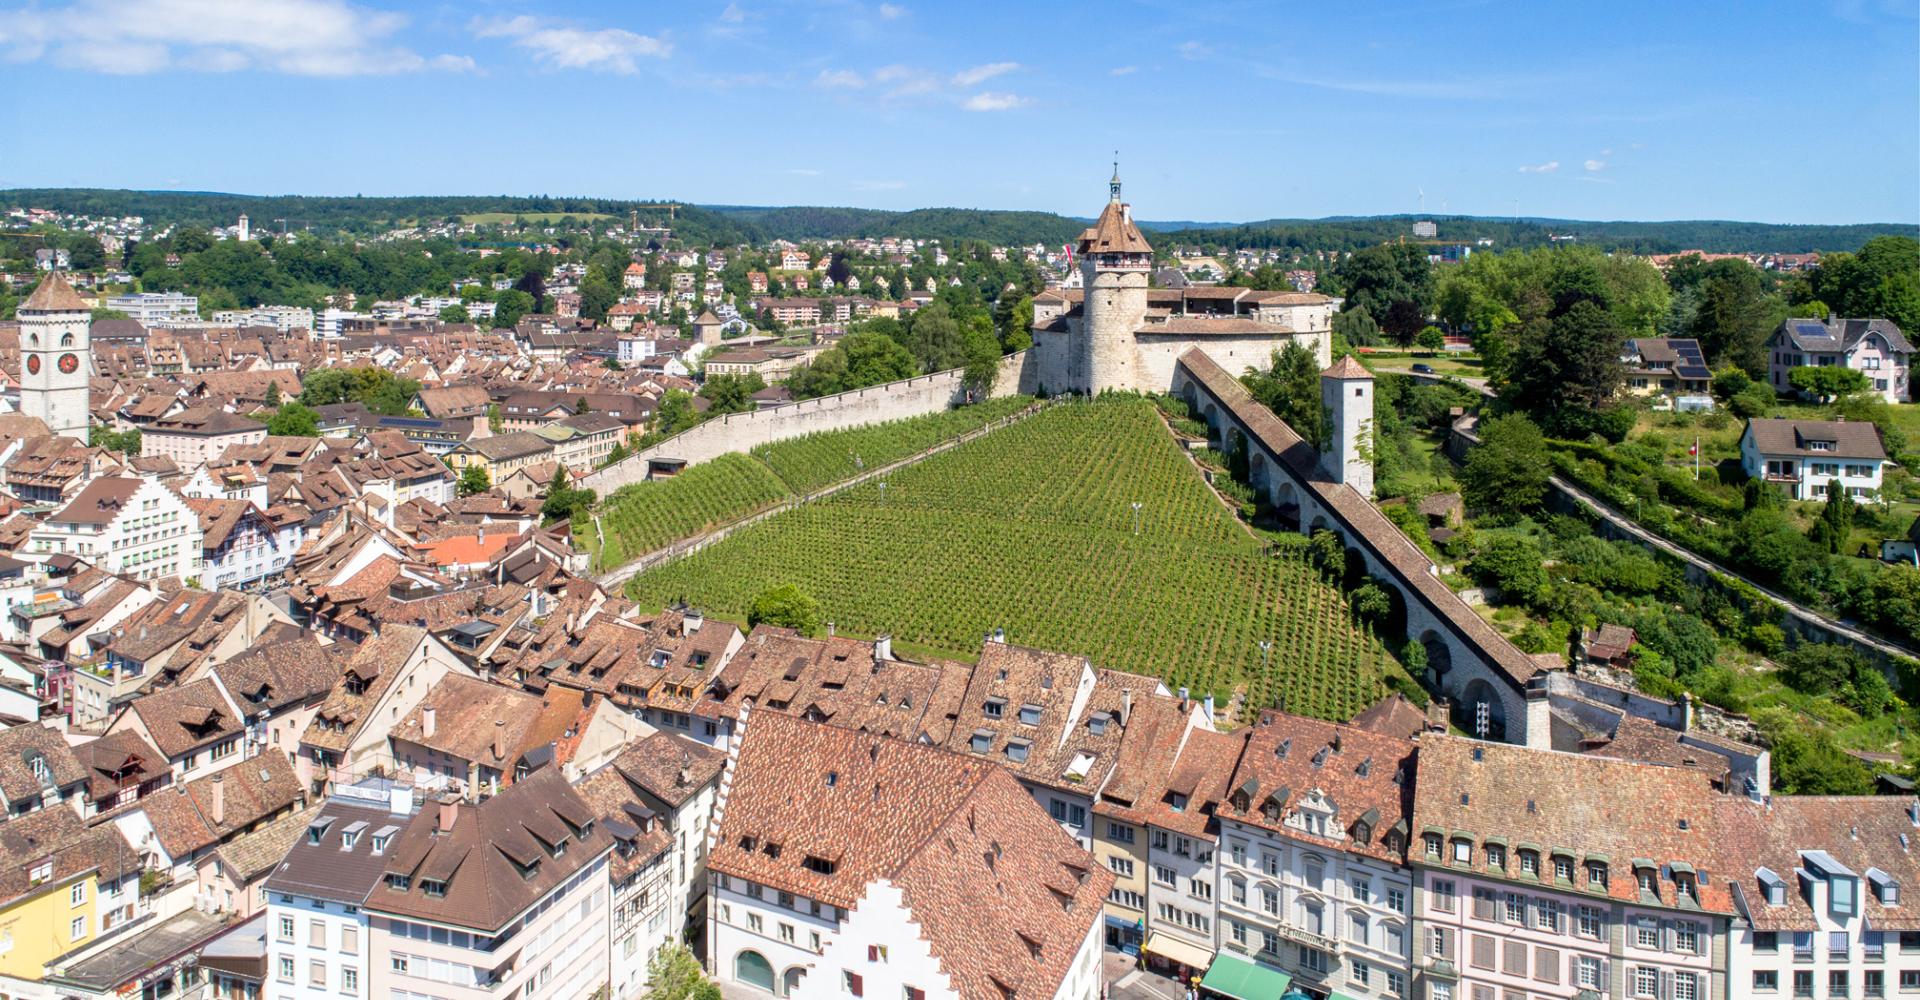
xmin=1329 ymin=993 xmax=1367 ymax=1000
xmin=1200 ymin=953 xmax=1292 ymax=1000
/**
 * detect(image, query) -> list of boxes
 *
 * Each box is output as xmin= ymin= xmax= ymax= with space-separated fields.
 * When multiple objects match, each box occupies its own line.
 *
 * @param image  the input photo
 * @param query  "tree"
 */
xmin=748 ymin=584 xmax=822 ymax=636
xmin=487 ymin=403 xmax=503 ymax=434
xmin=1758 ymin=710 xmax=1874 ymax=795
xmin=539 ymin=467 xmax=596 ymax=525
xmin=439 ymin=304 xmax=470 ymax=323
xmin=574 ymin=397 xmax=592 ymax=414
xmin=1810 ymin=236 xmax=1920 ymax=334
xmin=457 ymin=464 xmax=492 ymax=497
xmin=905 ymin=301 xmax=967 ymax=372
xmin=263 ymin=381 xmax=282 ymax=408
xmin=1470 ymin=534 xmax=1548 ymax=605
xmin=1787 ymin=365 xmax=1869 ymax=402
xmin=960 ymin=316 xmax=1001 ymax=398
xmin=89 ymin=425 xmax=141 ymax=455
xmin=1333 ymin=243 xmax=1434 ymax=343
xmin=1332 ymin=304 xmax=1383 ymax=348
xmin=1506 ymin=301 xmax=1625 ymax=420
xmin=1243 ymin=342 xmax=1322 ymax=442
xmin=265 ymin=401 xmax=320 ymax=437
xmin=652 ymin=390 xmax=701 ymax=437
xmin=785 ymin=330 xmax=920 ymax=399
xmin=1460 ymin=413 xmax=1552 ymax=517
xmin=699 ymin=373 xmax=766 ymax=415
xmin=643 ymin=945 xmax=719 ymax=1000
xmin=1815 ymin=479 xmax=1855 ymax=554
xmin=1414 ymin=326 xmax=1446 ymax=354
xmin=1348 ymin=582 xmax=1392 ymax=624
xmin=1685 ymin=260 xmax=1777 ymax=375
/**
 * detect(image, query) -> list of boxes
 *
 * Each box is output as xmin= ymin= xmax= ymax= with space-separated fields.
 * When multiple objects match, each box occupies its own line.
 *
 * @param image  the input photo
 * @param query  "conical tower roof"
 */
xmin=20 ymin=270 xmax=89 ymax=313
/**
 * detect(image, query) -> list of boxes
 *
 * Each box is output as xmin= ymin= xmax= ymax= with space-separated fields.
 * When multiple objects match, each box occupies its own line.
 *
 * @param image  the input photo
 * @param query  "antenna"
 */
xmin=1418 ymin=187 xmax=1425 ymax=215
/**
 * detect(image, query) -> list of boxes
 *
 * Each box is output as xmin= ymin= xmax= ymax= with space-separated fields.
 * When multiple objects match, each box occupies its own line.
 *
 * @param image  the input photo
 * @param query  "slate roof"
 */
xmin=1774 ymin=317 xmax=1914 ymax=355
xmin=1744 ymin=418 xmax=1888 ymax=461
xmin=264 ymin=799 xmax=404 ymax=905
xmin=366 ymin=768 xmax=611 ymax=932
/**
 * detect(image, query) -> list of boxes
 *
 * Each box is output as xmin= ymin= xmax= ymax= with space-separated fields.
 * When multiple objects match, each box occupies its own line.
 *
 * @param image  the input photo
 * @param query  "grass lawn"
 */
xmin=1359 ymin=351 xmax=1488 ymax=378
xmin=628 ymin=396 xmax=1409 ymax=717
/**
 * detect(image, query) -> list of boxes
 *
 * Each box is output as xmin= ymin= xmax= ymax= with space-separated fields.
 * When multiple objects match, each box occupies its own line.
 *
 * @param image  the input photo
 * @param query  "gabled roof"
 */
xmin=1745 ymin=418 xmax=1888 ymax=461
xmin=0 ymin=723 xmax=88 ymax=802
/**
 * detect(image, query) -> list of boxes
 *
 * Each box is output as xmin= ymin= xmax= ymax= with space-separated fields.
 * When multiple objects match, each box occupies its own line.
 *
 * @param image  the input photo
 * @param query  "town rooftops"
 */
xmin=1745 ymin=417 xmax=1888 ymax=461
xmin=0 ymin=723 xmax=87 ymax=803
xmin=265 ymin=799 xmax=406 ymax=904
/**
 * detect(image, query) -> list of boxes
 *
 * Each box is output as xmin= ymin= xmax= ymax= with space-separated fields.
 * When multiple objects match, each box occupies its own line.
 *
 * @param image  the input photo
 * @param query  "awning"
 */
xmin=1144 ymin=932 xmax=1215 ymax=971
xmin=1199 ymin=953 xmax=1290 ymax=999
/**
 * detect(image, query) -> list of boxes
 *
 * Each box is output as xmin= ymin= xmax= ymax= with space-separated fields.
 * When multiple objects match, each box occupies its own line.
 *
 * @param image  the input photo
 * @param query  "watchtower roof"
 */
xmin=21 ymin=271 xmax=89 ymax=313
xmin=1321 ymin=355 xmax=1372 ymax=380
xmin=1077 ymin=200 xmax=1153 ymax=255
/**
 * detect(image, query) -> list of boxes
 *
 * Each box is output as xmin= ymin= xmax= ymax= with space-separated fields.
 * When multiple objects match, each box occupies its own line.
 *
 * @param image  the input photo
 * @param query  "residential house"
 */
xmin=0 ymin=722 xmax=89 ymax=816
xmin=0 ymin=805 xmax=140 ymax=982
xmin=28 ymin=476 xmax=205 ymax=582
xmin=1739 ymin=418 xmax=1889 ymax=501
xmin=264 ymin=795 xmax=404 ymax=1000
xmin=1767 ymin=317 xmax=1912 ymax=403
xmin=1619 ymin=338 xmax=1712 ymax=398
xmin=142 ymin=407 xmax=269 ymax=469
xmin=298 ymin=626 xmax=472 ymax=793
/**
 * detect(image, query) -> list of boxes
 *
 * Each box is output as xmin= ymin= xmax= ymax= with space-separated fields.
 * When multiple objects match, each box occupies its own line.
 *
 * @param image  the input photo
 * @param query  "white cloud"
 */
xmin=719 ymin=2 xmax=745 ymax=23
xmin=814 ymin=68 xmax=864 ymax=88
xmin=876 ymin=3 xmax=907 ymax=18
xmin=0 ymin=0 xmax=471 ymax=76
xmin=472 ymin=14 xmax=669 ymax=73
xmin=786 ymin=168 xmax=822 ymax=177
xmin=1584 ymin=158 xmax=1606 ymax=171
xmin=1177 ymin=40 xmax=1210 ymax=59
xmin=962 ymin=91 xmax=1025 ymax=111
xmin=1518 ymin=161 xmax=1560 ymax=174
xmin=1600 ymin=147 xmax=1614 ymax=156
xmin=1109 ymin=65 xmax=1137 ymax=76
xmin=951 ymin=61 xmax=1016 ymax=86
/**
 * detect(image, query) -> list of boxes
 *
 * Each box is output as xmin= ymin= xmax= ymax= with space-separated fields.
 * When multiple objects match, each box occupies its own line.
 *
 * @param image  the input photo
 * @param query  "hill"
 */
xmin=626 ymin=396 xmax=1407 ymax=717
xmin=5 ymin=188 xmax=1908 ymax=253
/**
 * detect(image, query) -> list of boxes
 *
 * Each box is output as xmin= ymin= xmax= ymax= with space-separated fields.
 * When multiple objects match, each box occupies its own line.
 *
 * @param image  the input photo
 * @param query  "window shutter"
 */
xmin=1503 ymin=939 xmax=1527 ymax=976
xmin=867 ymin=945 xmax=878 ymax=961
xmin=1472 ymin=933 xmax=1495 ymax=970
xmin=1474 ymin=890 xmax=1495 ymax=920
xmin=1601 ymin=957 xmax=1611 ymax=992
xmin=1568 ymin=952 xmax=1579 ymax=986
xmin=1440 ymin=927 xmax=1456 ymax=960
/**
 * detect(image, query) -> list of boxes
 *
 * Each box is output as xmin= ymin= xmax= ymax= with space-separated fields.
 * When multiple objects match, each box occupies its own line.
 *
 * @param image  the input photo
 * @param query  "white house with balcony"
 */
xmin=28 ymin=476 xmax=204 ymax=583
xmin=1739 ymin=418 xmax=1889 ymax=502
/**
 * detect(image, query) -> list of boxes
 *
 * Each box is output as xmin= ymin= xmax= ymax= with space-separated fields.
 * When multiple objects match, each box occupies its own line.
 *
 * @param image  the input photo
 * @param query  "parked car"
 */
xmin=1411 ymin=363 xmax=1435 ymax=374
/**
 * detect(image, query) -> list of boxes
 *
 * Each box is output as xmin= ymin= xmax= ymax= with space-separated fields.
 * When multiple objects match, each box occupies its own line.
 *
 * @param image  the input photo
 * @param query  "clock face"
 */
xmin=57 ymin=353 xmax=79 ymax=374
xmin=24 ymin=355 xmax=38 ymax=375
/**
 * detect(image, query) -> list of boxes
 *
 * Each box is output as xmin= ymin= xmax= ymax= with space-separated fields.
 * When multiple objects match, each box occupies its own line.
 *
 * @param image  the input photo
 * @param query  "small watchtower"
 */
xmin=1320 ymin=354 xmax=1374 ymax=497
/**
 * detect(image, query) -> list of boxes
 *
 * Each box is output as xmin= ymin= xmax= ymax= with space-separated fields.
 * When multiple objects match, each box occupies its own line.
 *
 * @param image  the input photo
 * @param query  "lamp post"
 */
xmin=878 ymin=481 xmax=888 ymax=505
xmin=1131 ymin=501 xmax=1144 ymax=535
xmin=1258 ymin=640 xmax=1272 ymax=672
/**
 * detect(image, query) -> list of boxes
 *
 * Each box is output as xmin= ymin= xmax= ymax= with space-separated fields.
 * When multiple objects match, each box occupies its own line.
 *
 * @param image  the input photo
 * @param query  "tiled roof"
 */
xmin=1218 ymin=709 xmax=1416 ymax=864
xmin=1745 ymin=418 xmax=1888 ymax=461
xmin=71 ymin=729 xmax=165 ymax=801
xmin=1412 ymin=734 xmax=1736 ymax=914
xmin=712 ymin=712 xmax=1111 ymax=1000
xmin=0 ymin=805 xmax=136 ymax=907
xmin=1721 ymin=796 xmax=1920 ymax=931
xmin=21 ymin=270 xmax=89 ymax=312
xmin=0 ymin=723 xmax=88 ymax=802
xmin=130 ymin=677 xmax=242 ymax=759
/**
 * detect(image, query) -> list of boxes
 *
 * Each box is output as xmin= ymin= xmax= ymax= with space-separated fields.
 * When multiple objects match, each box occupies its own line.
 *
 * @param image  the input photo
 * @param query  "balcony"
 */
xmin=1271 ymin=920 xmax=1338 ymax=955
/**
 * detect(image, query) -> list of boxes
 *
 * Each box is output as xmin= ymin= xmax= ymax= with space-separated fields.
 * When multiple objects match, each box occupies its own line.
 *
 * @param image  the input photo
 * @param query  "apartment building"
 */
xmin=1724 ymin=796 xmax=1920 ymax=1000
xmin=143 ymin=407 xmax=270 ymax=468
xmin=1411 ymin=736 xmax=1731 ymax=1000
xmin=1212 ymin=712 xmax=1418 ymax=999
xmin=707 ymin=710 xmax=1110 ymax=1000
xmin=264 ymin=794 xmax=400 ymax=1000
xmin=28 ymin=476 xmax=205 ymax=582
xmin=1138 ymin=726 xmax=1246 ymax=980
xmin=364 ymin=770 xmax=613 ymax=1000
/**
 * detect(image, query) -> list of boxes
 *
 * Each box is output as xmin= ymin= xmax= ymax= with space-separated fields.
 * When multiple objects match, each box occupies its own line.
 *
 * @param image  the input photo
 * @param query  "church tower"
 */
xmin=1319 ymin=354 xmax=1374 ymax=497
xmin=18 ymin=271 xmax=94 ymax=442
xmin=1076 ymin=161 xmax=1152 ymax=394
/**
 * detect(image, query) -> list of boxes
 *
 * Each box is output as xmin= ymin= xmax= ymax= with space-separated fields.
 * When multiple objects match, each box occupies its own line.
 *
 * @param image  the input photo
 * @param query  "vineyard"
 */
xmin=584 ymin=397 xmax=1036 ymax=570
xmin=753 ymin=395 xmax=1035 ymax=494
xmin=628 ymin=396 xmax=1408 ymax=719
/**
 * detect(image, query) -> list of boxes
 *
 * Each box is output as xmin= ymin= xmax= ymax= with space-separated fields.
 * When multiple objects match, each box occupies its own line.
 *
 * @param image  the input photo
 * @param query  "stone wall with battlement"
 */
xmin=582 ymin=350 xmax=1037 ymax=492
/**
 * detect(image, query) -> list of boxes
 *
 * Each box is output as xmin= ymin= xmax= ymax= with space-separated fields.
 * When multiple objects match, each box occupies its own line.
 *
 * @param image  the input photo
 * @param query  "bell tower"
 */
xmin=18 ymin=270 xmax=94 ymax=442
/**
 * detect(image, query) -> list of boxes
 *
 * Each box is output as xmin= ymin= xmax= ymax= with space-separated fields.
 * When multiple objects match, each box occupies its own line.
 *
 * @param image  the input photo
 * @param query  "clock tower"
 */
xmin=17 ymin=270 xmax=93 ymax=441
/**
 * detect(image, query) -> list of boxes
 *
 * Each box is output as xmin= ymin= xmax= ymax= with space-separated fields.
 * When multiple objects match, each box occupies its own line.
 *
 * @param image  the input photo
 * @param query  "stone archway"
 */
xmin=1462 ymin=678 xmax=1507 ymax=742
xmin=1420 ymin=628 xmax=1452 ymax=684
xmin=1202 ymin=402 xmax=1222 ymax=445
xmin=781 ymin=967 xmax=806 ymax=996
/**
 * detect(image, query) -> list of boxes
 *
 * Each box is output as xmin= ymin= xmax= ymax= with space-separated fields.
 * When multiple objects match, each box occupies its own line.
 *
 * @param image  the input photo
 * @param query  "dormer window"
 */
xmin=386 ymin=874 xmax=410 ymax=892
xmin=1168 ymin=792 xmax=1189 ymax=813
xmin=982 ymin=698 xmax=1005 ymax=720
xmin=1553 ymin=856 xmax=1575 ymax=882
xmin=1759 ymin=867 xmax=1788 ymax=906
xmin=421 ymin=879 xmax=447 ymax=897
xmin=1005 ymin=739 xmax=1030 ymax=764
xmin=969 ymin=730 xmax=992 ymax=754
xmin=1088 ymin=712 xmax=1110 ymax=736
xmin=1637 ymin=867 xmax=1659 ymax=898
xmin=1424 ymin=834 xmax=1442 ymax=858
xmin=1869 ymin=868 xmax=1899 ymax=906
xmin=1486 ymin=845 xmax=1506 ymax=869
xmin=1519 ymin=851 xmax=1539 ymax=877
xmin=1018 ymin=703 xmax=1041 ymax=726
xmin=1451 ymin=839 xmax=1472 ymax=864
xmin=1587 ymin=863 xmax=1609 ymax=889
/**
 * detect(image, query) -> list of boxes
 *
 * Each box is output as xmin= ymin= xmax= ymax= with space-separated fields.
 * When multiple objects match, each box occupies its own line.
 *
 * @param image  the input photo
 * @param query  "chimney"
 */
xmin=685 ymin=608 xmax=703 ymax=633
xmin=492 ymin=719 xmax=506 ymax=761
xmin=992 ymin=627 xmax=1006 ymax=644
xmin=209 ymin=773 xmax=224 ymax=826
xmin=437 ymin=797 xmax=459 ymax=832
xmin=1121 ymin=689 xmax=1132 ymax=727
xmin=874 ymin=634 xmax=892 ymax=662
xmin=677 ymin=751 xmax=692 ymax=788
xmin=1203 ymin=693 xmax=1215 ymax=725
xmin=826 ymin=621 xmax=835 ymax=638
xmin=422 ymin=705 xmax=436 ymax=739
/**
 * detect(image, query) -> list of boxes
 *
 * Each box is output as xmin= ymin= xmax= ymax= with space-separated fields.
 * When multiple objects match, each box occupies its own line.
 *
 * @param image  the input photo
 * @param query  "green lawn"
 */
xmin=628 ymin=397 xmax=1408 ymax=717
xmin=1359 ymin=351 xmax=1487 ymax=378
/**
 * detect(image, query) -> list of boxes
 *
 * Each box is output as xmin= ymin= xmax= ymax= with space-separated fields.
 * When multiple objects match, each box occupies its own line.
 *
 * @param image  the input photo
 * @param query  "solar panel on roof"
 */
xmin=1797 ymin=322 xmax=1830 ymax=337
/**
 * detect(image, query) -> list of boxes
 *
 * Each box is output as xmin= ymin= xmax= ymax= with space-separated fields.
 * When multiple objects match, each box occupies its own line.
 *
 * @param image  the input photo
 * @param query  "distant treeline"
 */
xmin=4 ymin=189 xmax=1911 ymax=255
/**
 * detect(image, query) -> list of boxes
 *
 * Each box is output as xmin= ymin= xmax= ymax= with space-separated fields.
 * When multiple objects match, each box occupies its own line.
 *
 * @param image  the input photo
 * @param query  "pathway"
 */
xmin=592 ymin=401 xmax=1047 ymax=589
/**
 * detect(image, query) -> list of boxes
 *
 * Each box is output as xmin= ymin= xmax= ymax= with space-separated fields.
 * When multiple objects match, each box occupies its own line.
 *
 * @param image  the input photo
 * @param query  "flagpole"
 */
xmin=1694 ymin=434 xmax=1700 ymax=481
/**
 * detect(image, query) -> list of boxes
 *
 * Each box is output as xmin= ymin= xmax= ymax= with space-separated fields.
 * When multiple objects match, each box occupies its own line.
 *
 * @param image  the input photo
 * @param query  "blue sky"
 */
xmin=1 ymin=0 xmax=1915 ymax=224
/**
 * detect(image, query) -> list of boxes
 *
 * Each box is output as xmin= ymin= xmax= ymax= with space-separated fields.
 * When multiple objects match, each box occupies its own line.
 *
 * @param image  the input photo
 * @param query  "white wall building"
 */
xmin=28 ymin=476 xmax=204 ymax=582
